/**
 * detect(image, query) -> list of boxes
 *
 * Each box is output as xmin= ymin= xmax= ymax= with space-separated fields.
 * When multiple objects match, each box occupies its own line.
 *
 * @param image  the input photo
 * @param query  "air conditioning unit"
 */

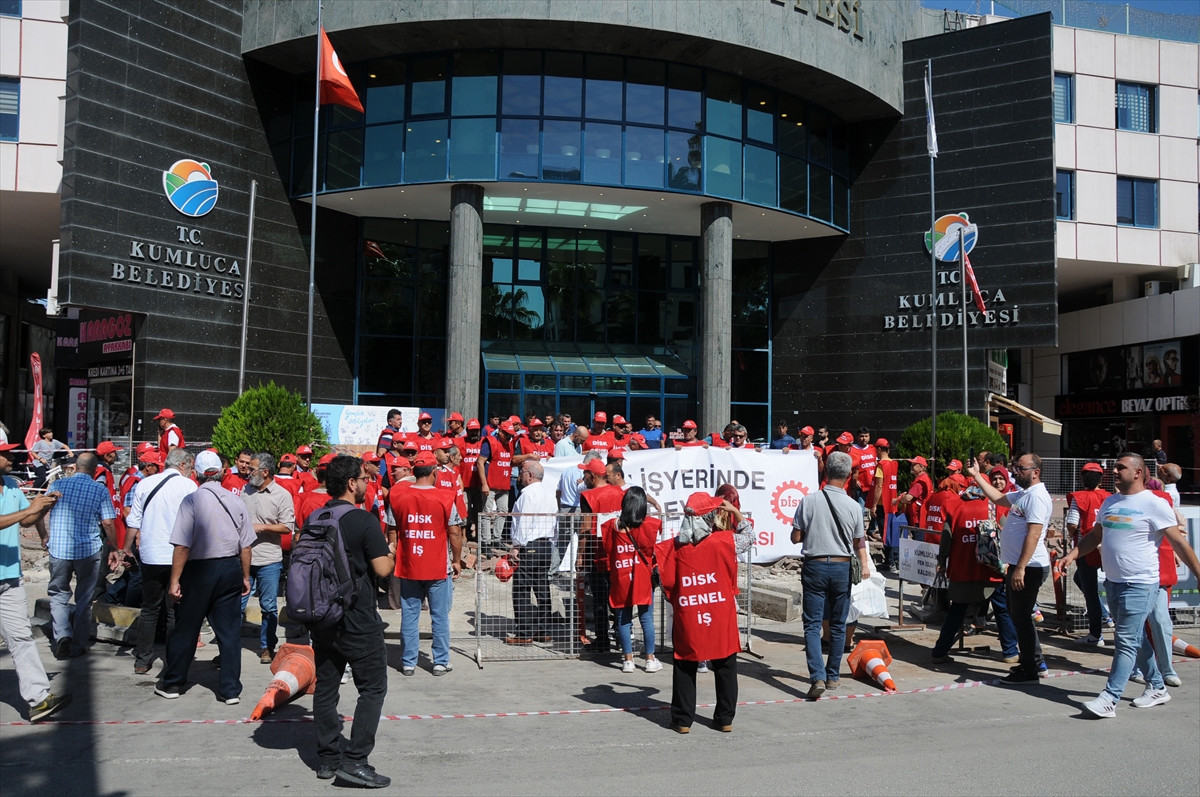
xmin=1179 ymin=263 xmax=1199 ymax=290
xmin=1144 ymin=280 xmax=1169 ymax=296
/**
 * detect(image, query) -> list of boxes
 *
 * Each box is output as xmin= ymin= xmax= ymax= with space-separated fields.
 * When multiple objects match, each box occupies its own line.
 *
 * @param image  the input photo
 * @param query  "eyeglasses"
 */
xmin=1011 ymin=464 xmax=1038 ymax=473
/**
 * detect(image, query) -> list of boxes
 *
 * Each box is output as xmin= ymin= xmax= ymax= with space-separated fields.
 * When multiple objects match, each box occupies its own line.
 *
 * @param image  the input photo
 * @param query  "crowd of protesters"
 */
xmin=0 ymin=407 xmax=1197 ymax=788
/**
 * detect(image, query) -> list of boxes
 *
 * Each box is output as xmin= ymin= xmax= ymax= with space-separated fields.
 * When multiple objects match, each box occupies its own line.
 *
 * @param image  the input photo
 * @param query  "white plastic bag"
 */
xmin=846 ymin=572 xmax=889 ymax=622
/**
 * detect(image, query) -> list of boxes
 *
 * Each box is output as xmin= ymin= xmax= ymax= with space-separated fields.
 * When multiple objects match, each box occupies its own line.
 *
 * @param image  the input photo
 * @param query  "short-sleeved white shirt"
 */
xmin=1097 ymin=490 xmax=1179 ymax=585
xmin=126 ymin=470 xmax=197 ymax=565
xmin=1000 ymin=483 xmax=1053 ymax=567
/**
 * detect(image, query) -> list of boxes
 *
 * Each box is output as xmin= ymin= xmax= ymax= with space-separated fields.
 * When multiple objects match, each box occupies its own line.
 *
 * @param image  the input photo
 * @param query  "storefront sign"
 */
xmin=109 ymin=225 xmax=245 ymax=301
xmin=1055 ymin=392 xmax=1196 ymax=418
xmin=772 ymin=0 xmax=863 ymax=38
xmin=87 ymin=363 xmax=133 ymax=378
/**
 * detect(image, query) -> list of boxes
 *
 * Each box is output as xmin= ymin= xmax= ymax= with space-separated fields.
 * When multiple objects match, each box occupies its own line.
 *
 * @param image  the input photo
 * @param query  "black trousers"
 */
xmin=161 ymin=556 xmax=243 ymax=698
xmin=135 ymin=561 xmax=174 ymax=668
xmin=672 ymin=653 xmax=738 ymax=729
xmin=312 ymin=629 xmax=388 ymax=766
xmin=588 ymin=568 xmax=612 ymax=650
xmin=512 ymin=538 xmax=553 ymax=636
xmin=1006 ymin=565 xmax=1046 ymax=673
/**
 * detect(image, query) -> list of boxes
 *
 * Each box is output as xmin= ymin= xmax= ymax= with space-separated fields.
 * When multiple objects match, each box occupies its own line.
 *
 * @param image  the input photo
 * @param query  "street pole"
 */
xmin=960 ymin=226 xmax=968 ymax=416
xmin=928 ymin=60 xmax=937 ymax=465
xmin=238 ymin=179 xmax=258 ymax=396
xmin=305 ymin=1 xmax=322 ymax=409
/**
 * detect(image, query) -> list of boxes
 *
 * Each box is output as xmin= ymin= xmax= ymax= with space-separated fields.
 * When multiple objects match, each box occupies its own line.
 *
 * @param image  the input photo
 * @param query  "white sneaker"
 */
xmin=1079 ymin=634 xmax=1105 ymax=647
xmin=1131 ymin=687 xmax=1171 ymax=709
xmin=697 ymin=661 xmax=710 ymax=673
xmin=1164 ymin=674 xmax=1182 ymax=688
xmin=621 ymin=659 xmax=635 ymax=673
xmin=1129 ymin=673 xmax=1146 ymax=685
xmin=644 ymin=658 xmax=663 ymax=673
xmin=1082 ymin=693 xmax=1117 ymax=718
xmin=341 ymin=666 xmax=351 ymax=684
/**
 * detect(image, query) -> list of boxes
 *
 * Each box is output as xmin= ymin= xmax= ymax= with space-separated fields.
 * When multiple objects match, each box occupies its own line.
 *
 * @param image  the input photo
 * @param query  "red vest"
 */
xmin=482 ymin=435 xmax=513 ymax=490
xmin=581 ymin=484 xmax=624 ymax=571
xmin=296 ymin=490 xmax=330 ymax=530
xmin=582 ymin=431 xmax=614 ymax=453
xmin=656 ymin=531 xmax=741 ymax=662
xmin=878 ymin=459 xmax=900 ymax=513
xmin=435 ymin=465 xmax=459 ymax=492
xmin=1152 ymin=489 xmax=1178 ymax=587
xmin=853 ymin=445 xmax=877 ymax=494
xmin=943 ymin=498 xmax=1004 ymax=585
xmin=924 ymin=489 xmax=960 ymax=545
xmin=394 ymin=486 xmax=455 ymax=581
xmin=1067 ymin=487 xmax=1110 ymax=567
xmin=221 ymin=471 xmax=249 ymax=496
xmin=602 ymin=517 xmax=661 ymax=609
xmin=158 ymin=424 xmax=184 ymax=458
xmin=517 ymin=436 xmax=555 ymax=460
xmin=906 ymin=472 xmax=934 ymax=528
xmin=414 ymin=433 xmax=440 ymax=454
xmin=456 ymin=437 xmax=484 ymax=488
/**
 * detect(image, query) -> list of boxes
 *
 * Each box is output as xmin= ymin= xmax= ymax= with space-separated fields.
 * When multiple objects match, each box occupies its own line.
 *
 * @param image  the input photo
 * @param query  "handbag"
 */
xmin=822 ymin=490 xmax=863 ymax=586
xmin=625 ymin=525 xmax=661 ymax=591
xmin=974 ymin=500 xmax=1006 ymax=575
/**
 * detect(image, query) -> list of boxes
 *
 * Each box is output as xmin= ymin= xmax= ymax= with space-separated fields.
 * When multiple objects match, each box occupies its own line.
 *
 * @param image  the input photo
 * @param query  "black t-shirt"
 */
xmin=317 ymin=499 xmax=390 ymax=637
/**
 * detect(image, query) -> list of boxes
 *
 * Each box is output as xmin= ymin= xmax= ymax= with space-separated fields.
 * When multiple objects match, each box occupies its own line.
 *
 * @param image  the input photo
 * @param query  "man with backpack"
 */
xmin=297 ymin=455 xmax=395 ymax=788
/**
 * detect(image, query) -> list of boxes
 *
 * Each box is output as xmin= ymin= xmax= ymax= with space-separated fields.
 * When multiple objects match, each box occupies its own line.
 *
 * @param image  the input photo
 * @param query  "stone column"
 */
xmin=699 ymin=201 xmax=733 ymax=434
xmin=446 ymin=184 xmax=484 ymax=418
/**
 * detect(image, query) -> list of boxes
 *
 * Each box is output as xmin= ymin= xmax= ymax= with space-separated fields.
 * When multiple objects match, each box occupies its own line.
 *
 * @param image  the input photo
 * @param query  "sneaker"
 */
xmin=316 ymin=763 xmax=338 ymax=781
xmin=621 ymin=659 xmax=635 ymax=673
xmin=1000 ymin=669 xmax=1039 ymax=685
xmin=1079 ymin=634 xmax=1105 ymax=647
xmin=1037 ymin=661 xmax=1049 ymax=678
xmin=1104 ymin=617 xmax=1115 ymax=629
xmin=697 ymin=661 xmax=710 ymax=674
xmin=259 ymin=648 xmax=274 ymax=665
xmin=807 ymin=680 xmax=826 ymax=700
xmin=1082 ymin=693 xmax=1117 ymax=718
xmin=154 ymin=684 xmax=182 ymax=699
xmin=1129 ymin=673 xmax=1146 ymax=685
xmin=432 ymin=664 xmax=452 ymax=676
xmin=1131 ymin=687 xmax=1171 ymax=709
xmin=335 ymin=763 xmax=391 ymax=789
xmin=29 ymin=693 xmax=72 ymax=723
xmin=826 ymin=680 xmax=839 ymax=690
xmin=1002 ymin=655 xmax=1019 ymax=664
xmin=401 ymin=666 xmax=415 ymax=676
xmin=54 ymin=637 xmax=71 ymax=660
xmin=1164 ymin=674 xmax=1182 ymax=688
xmin=1032 ymin=610 xmax=1044 ymax=623
xmin=220 ymin=695 xmax=240 ymax=705
xmin=645 ymin=658 xmax=663 ymax=673
xmin=341 ymin=666 xmax=352 ymax=685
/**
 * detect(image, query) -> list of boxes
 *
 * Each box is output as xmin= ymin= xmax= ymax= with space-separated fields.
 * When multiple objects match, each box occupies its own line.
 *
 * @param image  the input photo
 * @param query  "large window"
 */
xmin=285 ymin=50 xmax=852 ymax=231
xmin=1116 ymin=82 xmax=1156 ymax=133
xmin=1053 ymin=73 xmax=1073 ymax=124
xmin=0 ymin=0 xmax=19 ymax=17
xmin=1055 ymin=170 xmax=1074 ymax=220
xmin=0 ymin=78 xmax=18 ymax=141
xmin=1116 ymin=177 xmax=1156 ymax=228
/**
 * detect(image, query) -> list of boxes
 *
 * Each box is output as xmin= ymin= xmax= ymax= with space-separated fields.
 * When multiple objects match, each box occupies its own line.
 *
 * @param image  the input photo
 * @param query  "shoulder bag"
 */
xmin=822 ymin=489 xmax=863 ymax=585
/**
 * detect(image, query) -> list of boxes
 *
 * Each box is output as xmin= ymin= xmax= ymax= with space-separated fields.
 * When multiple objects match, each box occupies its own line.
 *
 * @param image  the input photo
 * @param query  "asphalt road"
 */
xmin=3 ymin=610 xmax=1198 ymax=797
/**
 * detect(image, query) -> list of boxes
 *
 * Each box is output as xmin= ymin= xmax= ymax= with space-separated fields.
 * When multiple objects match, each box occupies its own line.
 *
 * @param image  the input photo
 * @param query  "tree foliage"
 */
xmin=895 ymin=411 xmax=1010 ymax=486
xmin=211 ymin=381 xmax=329 ymax=459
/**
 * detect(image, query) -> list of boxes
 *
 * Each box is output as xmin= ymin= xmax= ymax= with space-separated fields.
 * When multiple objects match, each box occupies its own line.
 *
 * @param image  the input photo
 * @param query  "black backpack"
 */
xmin=285 ymin=503 xmax=361 ymax=629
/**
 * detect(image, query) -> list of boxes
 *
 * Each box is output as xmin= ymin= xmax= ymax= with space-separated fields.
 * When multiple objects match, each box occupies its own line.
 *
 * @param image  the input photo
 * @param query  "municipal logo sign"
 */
xmin=163 ymin=159 xmax=219 ymax=217
xmin=924 ymin=212 xmax=977 ymax=263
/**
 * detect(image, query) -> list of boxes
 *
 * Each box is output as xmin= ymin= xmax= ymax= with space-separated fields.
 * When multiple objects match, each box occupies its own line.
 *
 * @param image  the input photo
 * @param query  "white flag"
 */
xmin=924 ymin=64 xmax=938 ymax=158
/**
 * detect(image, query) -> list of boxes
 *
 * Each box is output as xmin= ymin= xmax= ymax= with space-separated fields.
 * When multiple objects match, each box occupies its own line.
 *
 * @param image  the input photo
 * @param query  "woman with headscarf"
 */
xmin=656 ymin=491 xmax=752 ymax=733
xmin=601 ymin=487 xmax=663 ymax=674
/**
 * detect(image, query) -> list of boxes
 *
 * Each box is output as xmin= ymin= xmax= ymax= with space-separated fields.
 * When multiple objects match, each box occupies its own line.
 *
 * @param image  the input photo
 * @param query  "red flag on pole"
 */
xmin=963 ymin=253 xmax=987 ymax=314
xmin=318 ymin=28 xmax=362 ymax=112
xmin=24 ymin=352 xmax=43 ymax=452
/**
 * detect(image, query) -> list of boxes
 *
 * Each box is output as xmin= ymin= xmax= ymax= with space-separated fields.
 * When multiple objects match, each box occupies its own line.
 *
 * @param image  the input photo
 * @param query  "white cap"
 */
xmin=194 ymin=450 xmax=222 ymax=475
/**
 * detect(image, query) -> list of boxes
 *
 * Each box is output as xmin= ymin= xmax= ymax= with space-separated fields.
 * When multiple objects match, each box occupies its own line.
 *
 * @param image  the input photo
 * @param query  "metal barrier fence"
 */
xmin=1036 ymin=458 xmax=1158 ymax=496
xmin=463 ymin=512 xmax=755 ymax=666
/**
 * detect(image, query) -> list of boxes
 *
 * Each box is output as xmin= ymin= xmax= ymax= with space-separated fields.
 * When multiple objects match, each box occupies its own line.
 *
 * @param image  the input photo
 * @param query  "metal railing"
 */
xmin=1035 ymin=458 xmax=1158 ymax=496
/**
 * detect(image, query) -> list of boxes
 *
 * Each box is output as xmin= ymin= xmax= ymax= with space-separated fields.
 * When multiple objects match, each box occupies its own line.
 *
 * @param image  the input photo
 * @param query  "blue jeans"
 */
xmin=932 ymin=585 xmax=1019 ymax=658
xmin=1072 ymin=560 xmax=1109 ymax=638
xmin=239 ymin=562 xmax=281 ymax=652
xmin=801 ymin=559 xmax=851 ymax=682
xmin=48 ymin=553 xmax=102 ymax=654
xmin=400 ymin=577 xmax=452 ymax=668
xmin=1104 ymin=580 xmax=1162 ymax=700
xmin=1132 ymin=586 xmax=1178 ymax=682
xmin=615 ymin=602 xmax=655 ymax=656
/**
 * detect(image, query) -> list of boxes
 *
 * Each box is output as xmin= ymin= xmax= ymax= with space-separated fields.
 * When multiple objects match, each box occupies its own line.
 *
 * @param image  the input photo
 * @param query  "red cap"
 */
xmin=685 ymin=492 xmax=725 ymax=516
xmin=630 ymin=433 xmax=646 ymax=444
xmin=836 ymin=432 xmax=853 ymax=445
xmin=318 ymin=453 xmax=336 ymax=466
xmin=508 ymin=415 xmax=522 ymax=423
xmin=434 ymin=437 xmax=454 ymax=450
xmin=296 ymin=445 xmax=313 ymax=455
xmin=361 ymin=452 xmax=381 ymax=463
xmin=138 ymin=451 xmax=162 ymax=465
xmin=412 ymin=451 xmax=437 ymax=468
xmin=500 ymin=422 xmax=516 ymax=435
xmin=279 ymin=453 xmax=297 ymax=464
xmin=153 ymin=408 xmax=175 ymax=420
xmin=446 ymin=412 xmax=464 ymax=422
xmin=593 ymin=411 xmax=607 ymax=423
xmin=401 ymin=435 xmax=419 ymax=451
xmin=948 ymin=459 xmax=963 ymax=472
xmin=876 ymin=438 xmax=889 ymax=447
xmin=0 ymin=442 xmax=21 ymax=453
xmin=950 ymin=474 xmax=969 ymax=487
xmin=800 ymin=426 xmax=814 ymax=436
xmin=418 ymin=412 xmax=433 ymax=421
xmin=1082 ymin=462 xmax=1105 ymax=473
xmin=682 ymin=420 xmax=697 ymax=429
xmin=96 ymin=441 xmax=124 ymax=455
xmin=390 ymin=456 xmax=412 ymax=470
xmin=524 ymin=418 xmax=542 ymax=428
xmin=608 ymin=449 xmax=625 ymax=460
xmin=612 ymin=414 xmax=627 ymax=425
xmin=136 ymin=441 xmax=157 ymax=454
xmin=909 ymin=456 xmax=928 ymax=467
xmin=578 ymin=458 xmax=607 ymax=475
xmin=466 ymin=418 xmax=481 ymax=430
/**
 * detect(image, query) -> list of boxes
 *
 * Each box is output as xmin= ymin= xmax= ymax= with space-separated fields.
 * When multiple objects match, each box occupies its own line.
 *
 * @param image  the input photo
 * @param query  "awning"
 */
xmin=987 ymin=393 xmax=1062 ymax=436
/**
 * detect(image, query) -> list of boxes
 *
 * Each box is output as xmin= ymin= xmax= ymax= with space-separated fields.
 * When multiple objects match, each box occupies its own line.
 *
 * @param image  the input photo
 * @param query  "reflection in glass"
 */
xmin=833 ymin=173 xmax=848 ymax=230
xmin=363 ymin=123 xmax=403 ymax=186
xmin=746 ymin=85 xmax=774 ymax=144
xmin=542 ymin=120 xmax=581 ymax=181
xmin=502 ymin=50 xmax=542 ymax=115
xmin=365 ymin=58 xmax=406 ymax=124
xmin=325 ymin=128 xmax=363 ymax=190
xmin=705 ymin=71 xmax=742 ymax=139
xmin=704 ymin=136 xmax=741 ymax=199
xmin=810 ymin=165 xmax=831 ymax=222
xmin=411 ymin=57 xmax=446 ymax=115
xmin=744 ymin=145 xmax=776 ymax=206
xmin=668 ymin=64 xmax=702 ymax=130
xmin=362 ymin=281 xmax=415 ymax=335
xmin=637 ymin=291 xmax=665 ymax=344
xmin=625 ymin=59 xmax=665 ymax=125
xmin=778 ymin=94 xmax=805 ymax=157
xmin=585 ymin=55 xmax=623 ymax=120
xmin=359 ymin=337 xmax=413 ymax=394
xmin=544 ymin=52 xmax=583 ymax=117
xmin=607 ymin=290 xmax=637 ymax=344
xmin=499 ymin=118 xmax=539 ymax=178
xmin=667 ymin=131 xmax=701 ymax=192
xmin=638 ymin=235 xmax=666 ymax=291
xmin=404 ymin=120 xmax=448 ymax=182
xmin=780 ymin=155 xmax=807 ymax=215
xmin=808 ymin=108 xmax=829 ymax=165
xmin=451 ymin=51 xmax=498 ymax=116
xmin=584 ymin=123 xmax=622 ymax=184
xmin=625 ymin=126 xmax=664 ymax=188
xmin=449 ymin=117 xmax=496 ymax=179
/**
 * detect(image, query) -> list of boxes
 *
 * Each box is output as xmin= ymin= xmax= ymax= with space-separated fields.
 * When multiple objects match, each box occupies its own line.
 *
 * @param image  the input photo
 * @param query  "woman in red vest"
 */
xmin=656 ymin=492 xmax=752 ymax=734
xmin=602 ymin=488 xmax=662 ymax=674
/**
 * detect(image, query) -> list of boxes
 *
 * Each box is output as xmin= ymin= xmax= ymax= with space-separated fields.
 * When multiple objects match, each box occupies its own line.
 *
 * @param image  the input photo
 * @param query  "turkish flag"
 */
xmin=24 ymin=352 xmax=43 ymax=452
xmin=319 ymin=28 xmax=363 ymax=112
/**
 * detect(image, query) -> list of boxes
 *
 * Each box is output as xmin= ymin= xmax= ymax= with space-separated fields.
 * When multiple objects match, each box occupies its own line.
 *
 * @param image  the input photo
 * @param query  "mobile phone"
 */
xmin=969 ymin=447 xmax=976 ymax=467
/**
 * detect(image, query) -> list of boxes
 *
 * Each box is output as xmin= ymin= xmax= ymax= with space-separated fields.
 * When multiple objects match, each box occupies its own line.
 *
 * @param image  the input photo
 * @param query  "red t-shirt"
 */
xmin=393 ymin=485 xmax=455 ymax=581
xmin=656 ymin=531 xmax=741 ymax=662
xmin=707 ymin=434 xmax=730 ymax=449
xmin=295 ymin=471 xmax=319 ymax=493
xmin=456 ymin=437 xmax=484 ymax=488
xmin=1067 ymin=487 xmax=1110 ymax=567
xmin=942 ymin=498 xmax=1004 ymax=585
xmin=221 ymin=471 xmax=249 ymax=496
xmin=674 ymin=439 xmax=706 ymax=448
xmin=296 ymin=490 xmax=330 ymax=530
xmin=602 ymin=517 xmax=661 ymax=609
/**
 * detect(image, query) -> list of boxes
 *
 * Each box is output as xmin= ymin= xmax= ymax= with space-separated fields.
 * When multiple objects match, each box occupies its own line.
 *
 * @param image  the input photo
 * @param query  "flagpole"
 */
xmin=306 ymin=1 xmax=322 ymax=409
xmin=238 ymin=179 xmax=258 ymax=396
xmin=960 ymin=226 xmax=968 ymax=415
xmin=927 ymin=59 xmax=937 ymax=465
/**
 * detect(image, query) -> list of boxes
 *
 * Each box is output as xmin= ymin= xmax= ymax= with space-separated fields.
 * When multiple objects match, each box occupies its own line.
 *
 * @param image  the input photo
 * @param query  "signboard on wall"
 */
xmin=312 ymin=404 xmax=448 ymax=445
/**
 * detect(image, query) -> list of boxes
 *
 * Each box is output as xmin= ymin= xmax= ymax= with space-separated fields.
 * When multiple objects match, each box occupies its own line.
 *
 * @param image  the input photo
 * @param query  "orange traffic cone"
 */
xmin=1172 ymin=636 xmax=1200 ymax=659
xmin=250 ymin=643 xmax=316 ymax=721
xmin=847 ymin=640 xmax=897 ymax=693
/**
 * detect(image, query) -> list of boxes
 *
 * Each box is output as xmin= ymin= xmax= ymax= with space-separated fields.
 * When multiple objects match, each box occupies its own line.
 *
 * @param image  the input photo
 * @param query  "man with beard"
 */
xmin=222 ymin=449 xmax=254 ymax=497
xmin=239 ymin=452 xmax=295 ymax=664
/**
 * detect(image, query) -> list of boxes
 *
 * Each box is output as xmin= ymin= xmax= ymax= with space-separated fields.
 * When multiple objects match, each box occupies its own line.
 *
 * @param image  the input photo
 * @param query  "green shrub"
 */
xmin=895 ymin=411 xmax=1009 ymax=486
xmin=211 ymin=381 xmax=329 ymax=460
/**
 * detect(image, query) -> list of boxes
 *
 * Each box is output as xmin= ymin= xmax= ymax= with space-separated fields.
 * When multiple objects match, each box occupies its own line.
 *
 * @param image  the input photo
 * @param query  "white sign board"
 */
xmin=898 ymin=536 xmax=940 ymax=586
xmin=311 ymin=404 xmax=421 ymax=446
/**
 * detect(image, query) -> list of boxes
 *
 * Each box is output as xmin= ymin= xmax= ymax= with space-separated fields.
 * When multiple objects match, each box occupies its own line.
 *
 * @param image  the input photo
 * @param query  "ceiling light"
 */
xmin=369 ymin=74 xmax=377 ymax=78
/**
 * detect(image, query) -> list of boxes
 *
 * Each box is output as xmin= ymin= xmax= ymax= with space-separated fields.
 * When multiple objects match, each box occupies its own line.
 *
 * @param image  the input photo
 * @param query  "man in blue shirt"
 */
xmin=771 ymin=420 xmax=796 ymax=450
xmin=639 ymin=414 xmax=665 ymax=450
xmin=0 ymin=442 xmax=72 ymax=721
xmin=45 ymin=451 xmax=117 ymax=659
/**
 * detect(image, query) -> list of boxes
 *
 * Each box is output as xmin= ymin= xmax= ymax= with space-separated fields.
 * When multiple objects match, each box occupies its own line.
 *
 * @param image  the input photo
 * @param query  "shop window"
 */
xmin=1116 ymin=177 xmax=1156 ymax=228
xmin=1116 ymin=82 xmax=1156 ymax=133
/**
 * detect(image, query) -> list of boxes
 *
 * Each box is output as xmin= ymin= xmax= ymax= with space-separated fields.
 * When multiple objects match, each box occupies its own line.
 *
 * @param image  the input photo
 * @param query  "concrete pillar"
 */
xmin=446 ymin=184 xmax=484 ymax=418
xmin=699 ymin=201 xmax=733 ymax=434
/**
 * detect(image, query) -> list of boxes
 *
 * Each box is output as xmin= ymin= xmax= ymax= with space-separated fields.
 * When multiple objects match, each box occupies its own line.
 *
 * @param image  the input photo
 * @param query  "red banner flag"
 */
xmin=963 ymin=253 xmax=987 ymax=314
xmin=319 ymin=28 xmax=363 ymax=112
xmin=24 ymin=352 xmax=43 ymax=452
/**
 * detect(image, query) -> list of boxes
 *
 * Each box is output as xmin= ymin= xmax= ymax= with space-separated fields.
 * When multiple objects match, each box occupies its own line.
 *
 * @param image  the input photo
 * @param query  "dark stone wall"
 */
xmin=772 ymin=14 xmax=1057 ymax=444
xmin=59 ymin=0 xmax=355 ymax=440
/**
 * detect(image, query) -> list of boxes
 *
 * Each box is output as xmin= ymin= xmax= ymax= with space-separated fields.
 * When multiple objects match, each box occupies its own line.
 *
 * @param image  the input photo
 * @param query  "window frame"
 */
xmin=1116 ymin=176 xmax=1157 ymax=228
xmin=0 ymin=77 xmax=19 ymax=142
xmin=1055 ymin=169 xmax=1074 ymax=221
xmin=1115 ymin=81 xmax=1157 ymax=134
xmin=1053 ymin=73 xmax=1073 ymax=124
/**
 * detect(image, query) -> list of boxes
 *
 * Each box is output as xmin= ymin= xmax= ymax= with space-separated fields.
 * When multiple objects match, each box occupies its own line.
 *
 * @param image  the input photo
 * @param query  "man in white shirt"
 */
xmin=120 ymin=448 xmax=198 ymax=675
xmin=1059 ymin=453 xmax=1200 ymax=718
xmin=968 ymin=452 xmax=1053 ymax=684
xmin=507 ymin=461 xmax=559 ymax=645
